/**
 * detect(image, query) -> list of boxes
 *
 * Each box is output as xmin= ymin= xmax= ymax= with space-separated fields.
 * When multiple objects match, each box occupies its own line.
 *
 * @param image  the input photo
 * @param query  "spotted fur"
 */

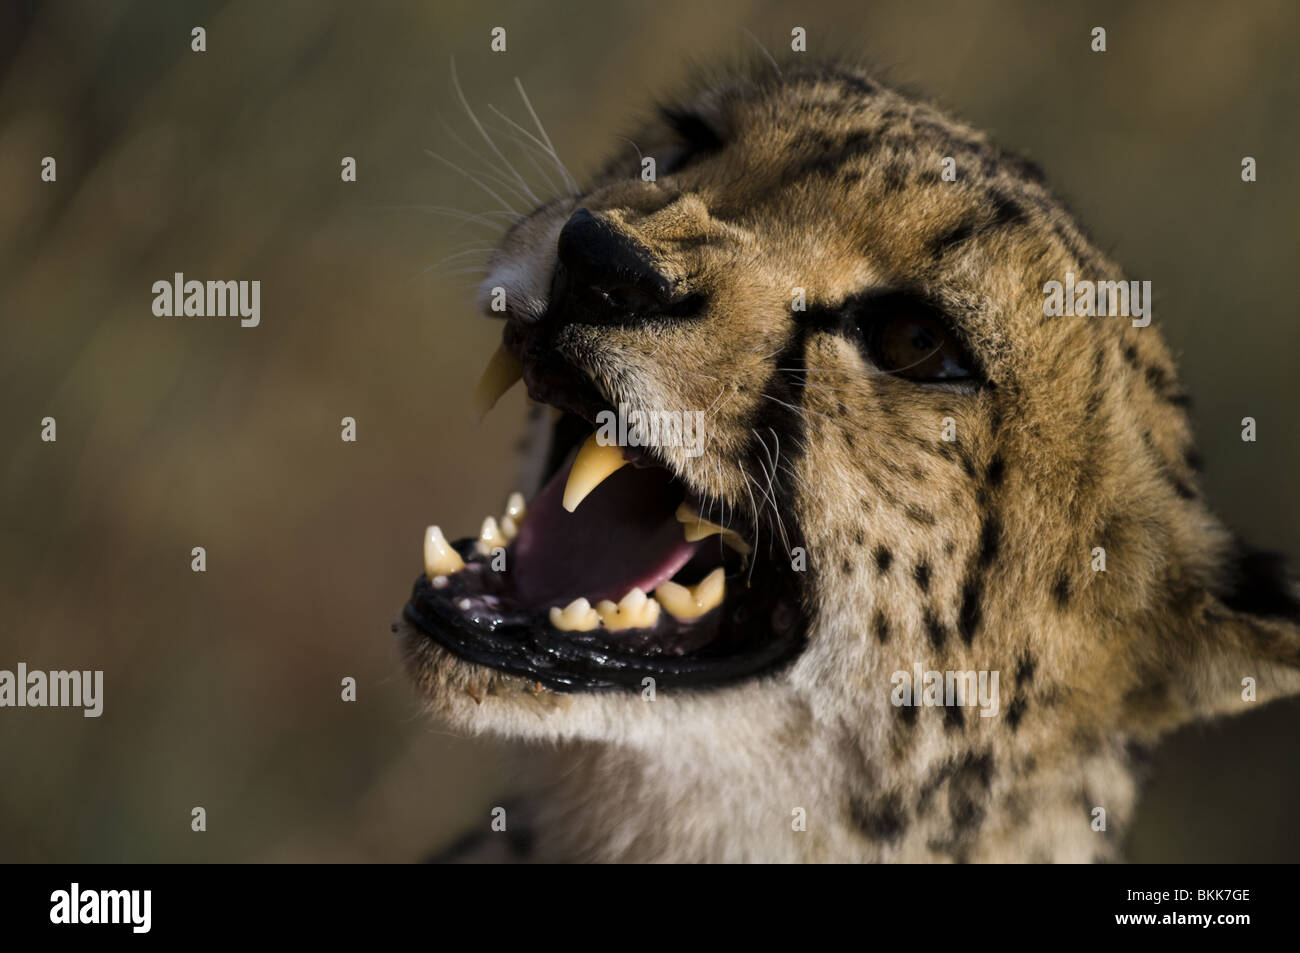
xmin=399 ymin=62 xmax=1300 ymax=862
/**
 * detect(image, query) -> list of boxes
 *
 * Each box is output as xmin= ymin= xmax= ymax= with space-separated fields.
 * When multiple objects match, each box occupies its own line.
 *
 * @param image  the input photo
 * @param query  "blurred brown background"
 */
xmin=0 ymin=0 xmax=1296 ymax=862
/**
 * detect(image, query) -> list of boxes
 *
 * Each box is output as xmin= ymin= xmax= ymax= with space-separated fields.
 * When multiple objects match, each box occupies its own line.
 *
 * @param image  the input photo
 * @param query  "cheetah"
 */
xmin=396 ymin=62 xmax=1300 ymax=863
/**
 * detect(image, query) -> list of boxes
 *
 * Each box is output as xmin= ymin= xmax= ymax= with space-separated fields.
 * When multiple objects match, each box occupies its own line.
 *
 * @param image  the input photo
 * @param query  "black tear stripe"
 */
xmin=743 ymin=328 xmax=814 ymax=562
xmin=954 ymin=509 xmax=1000 ymax=646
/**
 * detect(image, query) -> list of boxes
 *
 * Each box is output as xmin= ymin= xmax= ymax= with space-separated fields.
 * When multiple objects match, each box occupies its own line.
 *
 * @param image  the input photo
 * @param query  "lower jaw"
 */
xmin=402 ymin=539 xmax=807 ymax=693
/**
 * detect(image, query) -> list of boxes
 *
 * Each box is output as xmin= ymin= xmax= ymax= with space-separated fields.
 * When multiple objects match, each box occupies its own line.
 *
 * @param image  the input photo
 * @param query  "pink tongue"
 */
xmin=512 ymin=455 xmax=702 ymax=608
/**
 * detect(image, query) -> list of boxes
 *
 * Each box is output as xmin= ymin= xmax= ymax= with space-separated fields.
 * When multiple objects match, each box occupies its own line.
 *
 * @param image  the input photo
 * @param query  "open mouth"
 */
xmin=402 ymin=353 xmax=807 ymax=692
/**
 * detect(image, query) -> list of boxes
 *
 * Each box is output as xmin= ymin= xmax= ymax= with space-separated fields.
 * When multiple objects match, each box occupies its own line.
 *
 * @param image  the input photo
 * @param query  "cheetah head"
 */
xmin=397 ymin=64 xmax=1300 ymax=818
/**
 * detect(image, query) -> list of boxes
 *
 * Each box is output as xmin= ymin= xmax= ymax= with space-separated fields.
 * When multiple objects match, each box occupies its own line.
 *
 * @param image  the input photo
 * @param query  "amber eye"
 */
xmin=861 ymin=298 xmax=976 ymax=382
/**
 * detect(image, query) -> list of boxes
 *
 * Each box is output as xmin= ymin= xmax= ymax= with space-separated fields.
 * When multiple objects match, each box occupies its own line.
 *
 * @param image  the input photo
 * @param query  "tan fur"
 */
xmin=398 ymin=63 xmax=1300 ymax=862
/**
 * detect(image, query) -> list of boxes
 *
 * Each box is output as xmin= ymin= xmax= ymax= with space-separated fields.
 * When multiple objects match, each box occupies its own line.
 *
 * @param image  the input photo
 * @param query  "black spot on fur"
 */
xmin=904 ymin=505 xmax=936 ymax=526
xmin=929 ymin=751 xmax=995 ymax=861
xmin=787 ymin=128 xmax=880 ymax=182
xmin=854 ymin=530 xmax=864 ymax=546
xmin=978 ymin=517 xmax=1001 ymax=567
xmin=1006 ymin=696 xmax=1026 ymax=731
xmin=880 ymin=160 xmax=909 ymax=193
xmin=842 ymin=558 xmax=853 ymax=577
xmin=1052 ymin=571 xmax=1070 ymax=608
xmin=924 ymin=609 xmax=949 ymax=650
xmin=913 ymin=561 xmax=931 ymax=593
xmin=832 ymin=71 xmax=879 ymax=97
xmin=849 ymin=791 xmax=907 ymax=844
xmin=944 ymin=702 xmax=964 ymax=733
xmin=986 ymin=454 xmax=1005 ymax=488
xmin=930 ymin=220 xmax=976 ymax=259
xmin=987 ymin=190 xmax=1027 ymax=227
xmin=873 ymin=610 xmax=890 ymax=644
xmin=999 ymin=148 xmax=1047 ymax=185
xmin=1016 ymin=652 xmax=1036 ymax=685
xmin=958 ymin=579 xmax=982 ymax=644
xmin=874 ymin=546 xmax=893 ymax=574
xmin=897 ymin=700 xmax=918 ymax=726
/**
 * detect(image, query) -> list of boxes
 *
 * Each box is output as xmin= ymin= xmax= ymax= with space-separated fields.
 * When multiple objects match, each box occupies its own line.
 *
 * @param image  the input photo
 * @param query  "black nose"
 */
xmin=550 ymin=208 xmax=678 ymax=325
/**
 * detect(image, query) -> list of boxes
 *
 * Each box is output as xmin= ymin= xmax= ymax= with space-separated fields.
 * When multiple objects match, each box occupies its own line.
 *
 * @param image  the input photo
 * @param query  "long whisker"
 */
xmin=437 ymin=116 xmax=538 ymax=206
xmin=376 ymin=204 xmax=510 ymax=231
xmin=741 ymin=27 xmax=782 ymax=77
xmin=484 ymin=112 xmax=564 ymax=196
xmin=450 ymin=59 xmax=541 ymax=205
xmin=424 ymin=149 xmax=520 ymax=216
xmin=514 ymin=76 xmax=580 ymax=195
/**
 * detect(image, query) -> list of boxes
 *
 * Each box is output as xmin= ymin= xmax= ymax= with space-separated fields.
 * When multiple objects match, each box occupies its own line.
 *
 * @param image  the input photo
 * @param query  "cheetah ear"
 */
xmin=1186 ymin=543 xmax=1300 ymax=719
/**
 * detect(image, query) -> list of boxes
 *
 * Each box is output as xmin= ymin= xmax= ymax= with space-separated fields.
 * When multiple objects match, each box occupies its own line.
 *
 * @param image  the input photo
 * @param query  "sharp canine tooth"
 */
xmin=473 ymin=344 xmax=523 ymax=417
xmin=499 ymin=515 xmax=519 ymax=541
xmin=562 ymin=434 xmax=629 ymax=513
xmin=549 ymin=597 xmax=600 ymax=631
xmin=695 ymin=567 xmax=725 ymax=607
xmin=424 ymin=525 xmax=465 ymax=576
xmin=673 ymin=503 xmax=752 ymax=555
xmin=475 ymin=516 xmax=507 ymax=555
xmin=654 ymin=568 xmax=726 ymax=621
xmin=504 ymin=492 xmax=527 ymax=521
xmin=597 ymin=587 xmax=659 ymax=631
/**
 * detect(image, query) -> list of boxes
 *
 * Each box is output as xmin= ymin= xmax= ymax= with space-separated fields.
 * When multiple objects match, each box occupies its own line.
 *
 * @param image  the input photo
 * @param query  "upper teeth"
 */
xmin=424 ymin=525 xmax=465 ymax=577
xmin=674 ymin=503 xmax=752 ymax=554
xmin=654 ymin=568 xmax=727 ymax=621
xmin=562 ymin=433 xmax=629 ymax=512
xmin=473 ymin=343 xmax=523 ymax=418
